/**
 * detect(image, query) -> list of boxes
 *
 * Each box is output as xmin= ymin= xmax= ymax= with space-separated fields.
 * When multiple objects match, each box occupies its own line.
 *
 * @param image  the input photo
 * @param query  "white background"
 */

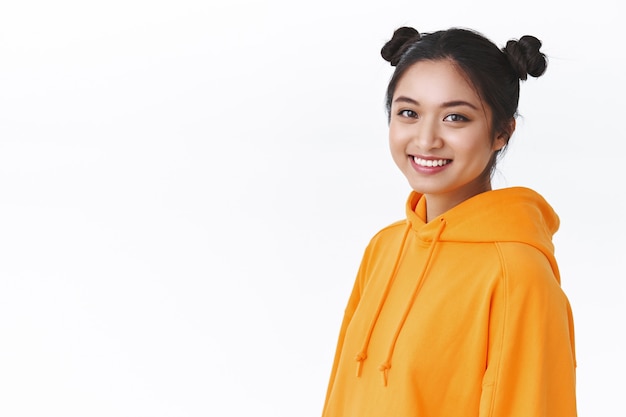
xmin=0 ymin=0 xmax=623 ymax=416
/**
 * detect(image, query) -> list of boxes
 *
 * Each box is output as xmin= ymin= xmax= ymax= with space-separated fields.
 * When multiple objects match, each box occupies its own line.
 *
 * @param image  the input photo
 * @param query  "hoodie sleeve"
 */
xmin=479 ymin=243 xmax=577 ymax=417
xmin=321 ymin=242 xmax=372 ymax=416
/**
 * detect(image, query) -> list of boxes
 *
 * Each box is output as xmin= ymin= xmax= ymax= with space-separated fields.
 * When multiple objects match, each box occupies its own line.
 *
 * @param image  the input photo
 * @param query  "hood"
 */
xmin=406 ymin=186 xmax=560 ymax=281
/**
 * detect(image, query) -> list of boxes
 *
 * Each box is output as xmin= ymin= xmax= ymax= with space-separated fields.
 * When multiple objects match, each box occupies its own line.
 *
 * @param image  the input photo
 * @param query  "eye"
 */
xmin=398 ymin=109 xmax=418 ymax=118
xmin=443 ymin=113 xmax=469 ymax=122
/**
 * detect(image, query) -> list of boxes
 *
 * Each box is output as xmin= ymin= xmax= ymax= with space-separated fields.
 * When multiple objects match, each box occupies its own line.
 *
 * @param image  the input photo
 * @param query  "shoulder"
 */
xmin=356 ymin=220 xmax=407 ymax=275
xmin=494 ymin=241 xmax=565 ymax=298
xmin=371 ymin=219 xmax=407 ymax=240
xmin=364 ymin=220 xmax=407 ymax=252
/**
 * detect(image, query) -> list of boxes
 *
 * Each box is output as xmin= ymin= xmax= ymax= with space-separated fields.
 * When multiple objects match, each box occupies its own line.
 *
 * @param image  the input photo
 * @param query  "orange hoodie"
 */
xmin=322 ymin=187 xmax=576 ymax=417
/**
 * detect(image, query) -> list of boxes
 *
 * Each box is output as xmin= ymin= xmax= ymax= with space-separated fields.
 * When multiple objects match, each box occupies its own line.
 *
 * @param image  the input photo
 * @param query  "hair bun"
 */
xmin=503 ymin=35 xmax=547 ymax=80
xmin=381 ymin=27 xmax=421 ymax=66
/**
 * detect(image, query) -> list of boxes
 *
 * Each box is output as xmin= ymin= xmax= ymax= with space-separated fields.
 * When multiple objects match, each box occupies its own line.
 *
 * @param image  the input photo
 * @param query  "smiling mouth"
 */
xmin=413 ymin=156 xmax=452 ymax=167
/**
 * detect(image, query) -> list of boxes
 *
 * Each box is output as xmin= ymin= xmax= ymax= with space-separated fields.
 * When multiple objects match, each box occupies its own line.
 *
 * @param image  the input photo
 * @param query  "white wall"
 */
xmin=0 ymin=1 xmax=622 ymax=416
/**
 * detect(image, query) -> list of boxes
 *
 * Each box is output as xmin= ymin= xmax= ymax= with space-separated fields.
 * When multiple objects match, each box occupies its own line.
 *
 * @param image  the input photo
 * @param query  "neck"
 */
xmin=424 ymin=184 xmax=492 ymax=222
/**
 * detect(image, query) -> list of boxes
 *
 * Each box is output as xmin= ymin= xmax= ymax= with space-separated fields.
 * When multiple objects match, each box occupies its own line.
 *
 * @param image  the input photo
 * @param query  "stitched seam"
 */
xmin=487 ymin=242 xmax=507 ymax=417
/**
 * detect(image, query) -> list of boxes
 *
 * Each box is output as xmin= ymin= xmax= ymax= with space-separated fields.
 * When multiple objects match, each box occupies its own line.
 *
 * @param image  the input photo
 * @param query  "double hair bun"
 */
xmin=503 ymin=36 xmax=547 ymax=80
xmin=380 ymin=27 xmax=421 ymax=67
xmin=380 ymin=26 xmax=547 ymax=81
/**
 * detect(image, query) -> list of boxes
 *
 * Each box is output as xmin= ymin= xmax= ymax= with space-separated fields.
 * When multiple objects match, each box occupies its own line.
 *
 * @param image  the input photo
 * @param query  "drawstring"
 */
xmin=378 ymin=218 xmax=446 ymax=386
xmin=354 ymin=217 xmax=447 ymax=386
xmin=355 ymin=221 xmax=412 ymax=377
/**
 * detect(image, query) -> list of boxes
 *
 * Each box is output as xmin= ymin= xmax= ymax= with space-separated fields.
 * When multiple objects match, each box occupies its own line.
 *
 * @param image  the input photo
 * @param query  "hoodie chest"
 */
xmin=346 ymin=240 xmax=503 ymax=378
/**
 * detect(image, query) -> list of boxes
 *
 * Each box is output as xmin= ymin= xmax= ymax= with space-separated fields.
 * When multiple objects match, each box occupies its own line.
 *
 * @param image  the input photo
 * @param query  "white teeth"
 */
xmin=413 ymin=157 xmax=450 ymax=167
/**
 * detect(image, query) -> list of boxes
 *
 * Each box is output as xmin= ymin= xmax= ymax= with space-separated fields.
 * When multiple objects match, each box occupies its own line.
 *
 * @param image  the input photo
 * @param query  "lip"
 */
xmin=409 ymin=155 xmax=452 ymax=174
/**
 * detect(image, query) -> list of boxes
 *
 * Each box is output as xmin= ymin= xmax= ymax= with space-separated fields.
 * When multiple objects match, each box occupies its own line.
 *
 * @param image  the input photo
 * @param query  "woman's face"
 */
xmin=389 ymin=59 xmax=506 ymax=215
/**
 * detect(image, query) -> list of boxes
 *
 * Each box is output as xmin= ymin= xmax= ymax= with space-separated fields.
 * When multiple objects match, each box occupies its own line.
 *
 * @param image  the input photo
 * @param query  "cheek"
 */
xmin=453 ymin=129 xmax=494 ymax=156
xmin=388 ymin=123 xmax=408 ymax=146
xmin=388 ymin=126 xmax=409 ymax=164
xmin=389 ymin=137 xmax=408 ymax=162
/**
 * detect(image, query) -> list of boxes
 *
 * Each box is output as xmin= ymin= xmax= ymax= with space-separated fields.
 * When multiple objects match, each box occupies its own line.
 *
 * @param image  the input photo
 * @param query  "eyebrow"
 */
xmin=393 ymin=96 xmax=479 ymax=110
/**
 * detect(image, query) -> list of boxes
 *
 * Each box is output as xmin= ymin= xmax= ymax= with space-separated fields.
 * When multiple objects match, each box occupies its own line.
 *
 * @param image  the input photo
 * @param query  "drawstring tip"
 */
xmin=378 ymin=363 xmax=390 ymax=387
xmin=355 ymin=353 xmax=366 ymax=377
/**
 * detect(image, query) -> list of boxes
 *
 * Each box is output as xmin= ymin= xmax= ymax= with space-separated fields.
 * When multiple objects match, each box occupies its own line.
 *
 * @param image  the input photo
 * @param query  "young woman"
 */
xmin=321 ymin=27 xmax=577 ymax=417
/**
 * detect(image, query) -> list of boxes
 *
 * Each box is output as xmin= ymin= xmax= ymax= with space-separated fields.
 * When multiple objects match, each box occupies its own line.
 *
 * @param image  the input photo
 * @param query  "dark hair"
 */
xmin=381 ymin=27 xmax=547 ymax=173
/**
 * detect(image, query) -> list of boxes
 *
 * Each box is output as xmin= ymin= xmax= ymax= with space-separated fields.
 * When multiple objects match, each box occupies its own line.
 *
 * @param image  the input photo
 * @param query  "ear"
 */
xmin=493 ymin=118 xmax=516 ymax=151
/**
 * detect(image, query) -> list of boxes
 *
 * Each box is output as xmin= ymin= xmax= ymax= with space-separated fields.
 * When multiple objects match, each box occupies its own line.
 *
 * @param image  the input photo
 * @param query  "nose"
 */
xmin=413 ymin=117 xmax=443 ymax=150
